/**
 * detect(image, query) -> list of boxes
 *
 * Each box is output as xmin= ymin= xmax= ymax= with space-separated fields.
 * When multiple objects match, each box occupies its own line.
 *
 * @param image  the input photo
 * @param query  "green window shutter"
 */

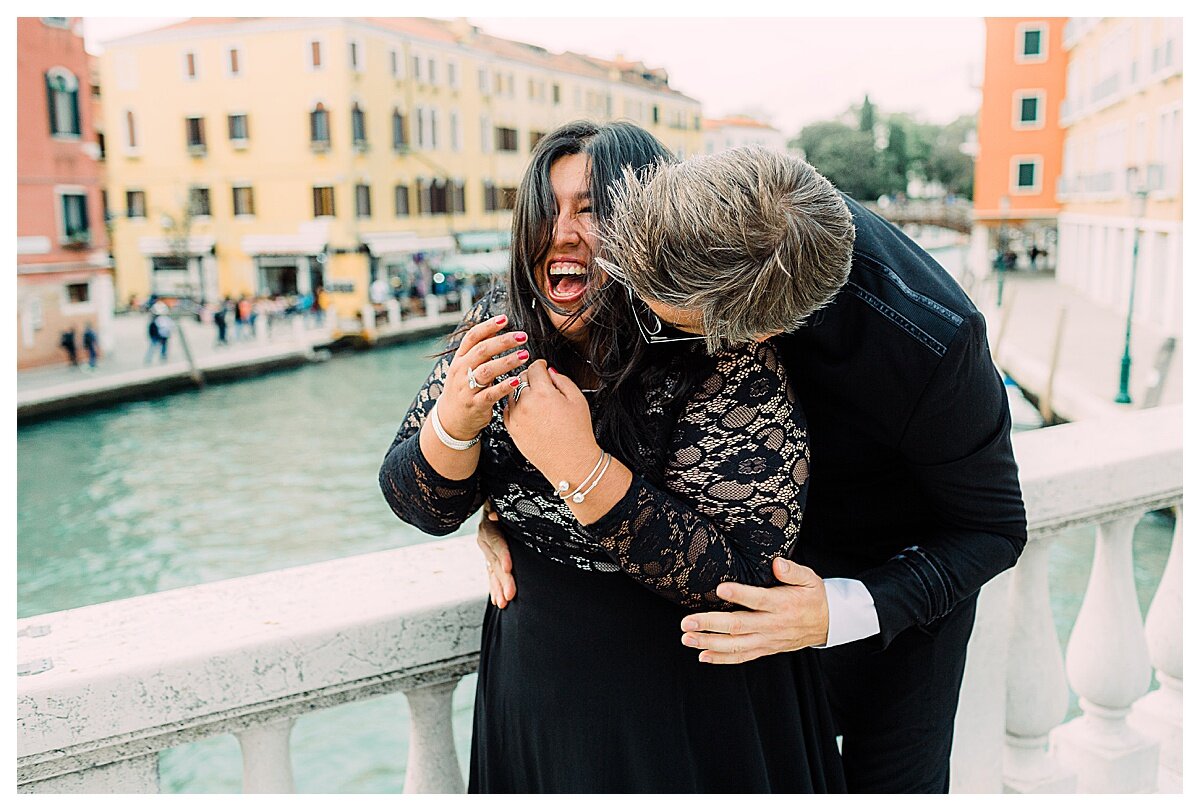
xmin=70 ymin=88 xmax=81 ymax=134
xmin=45 ymin=72 xmax=56 ymax=134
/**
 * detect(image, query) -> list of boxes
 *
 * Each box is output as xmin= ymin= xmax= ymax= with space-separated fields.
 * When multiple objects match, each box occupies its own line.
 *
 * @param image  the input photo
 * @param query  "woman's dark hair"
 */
xmin=503 ymin=120 xmax=707 ymax=483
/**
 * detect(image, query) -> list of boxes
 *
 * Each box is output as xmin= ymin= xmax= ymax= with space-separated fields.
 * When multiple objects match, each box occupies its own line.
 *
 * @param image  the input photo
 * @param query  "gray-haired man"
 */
xmin=480 ymin=145 xmax=1026 ymax=793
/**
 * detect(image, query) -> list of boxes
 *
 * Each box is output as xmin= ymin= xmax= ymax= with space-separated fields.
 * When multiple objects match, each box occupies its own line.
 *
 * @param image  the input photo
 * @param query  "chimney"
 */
xmin=449 ymin=17 xmax=477 ymax=42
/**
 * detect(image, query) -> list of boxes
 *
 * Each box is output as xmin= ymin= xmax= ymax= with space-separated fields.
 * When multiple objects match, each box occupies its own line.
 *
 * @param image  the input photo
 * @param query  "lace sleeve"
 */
xmin=585 ymin=341 xmax=809 ymax=608
xmin=377 ymin=292 xmax=498 ymax=536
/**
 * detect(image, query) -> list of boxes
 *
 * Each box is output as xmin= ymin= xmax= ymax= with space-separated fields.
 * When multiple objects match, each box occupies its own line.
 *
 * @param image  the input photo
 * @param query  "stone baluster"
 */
xmin=1130 ymin=506 xmax=1183 ymax=793
xmin=1049 ymin=513 xmax=1158 ymax=793
xmin=1003 ymin=535 xmax=1076 ymax=792
xmin=403 ymin=679 xmax=464 ymax=793
xmin=236 ymin=717 xmax=296 ymax=793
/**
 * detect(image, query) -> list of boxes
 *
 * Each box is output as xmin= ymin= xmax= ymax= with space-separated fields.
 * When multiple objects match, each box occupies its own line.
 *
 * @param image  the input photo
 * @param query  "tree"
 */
xmin=858 ymin=94 xmax=876 ymax=134
xmin=790 ymin=107 xmax=976 ymax=203
xmin=925 ymin=115 xmax=977 ymax=198
xmin=882 ymin=119 xmax=909 ymax=196
xmin=794 ymin=121 xmax=888 ymax=202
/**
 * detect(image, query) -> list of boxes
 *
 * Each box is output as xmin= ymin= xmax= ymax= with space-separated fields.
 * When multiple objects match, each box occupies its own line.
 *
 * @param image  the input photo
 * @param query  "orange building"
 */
xmin=972 ymin=18 xmax=1068 ymax=274
xmin=17 ymin=17 xmax=114 ymax=369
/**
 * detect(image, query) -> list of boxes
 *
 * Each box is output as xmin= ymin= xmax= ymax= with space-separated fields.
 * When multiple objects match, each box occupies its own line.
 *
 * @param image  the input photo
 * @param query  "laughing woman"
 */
xmin=379 ymin=121 xmax=852 ymax=792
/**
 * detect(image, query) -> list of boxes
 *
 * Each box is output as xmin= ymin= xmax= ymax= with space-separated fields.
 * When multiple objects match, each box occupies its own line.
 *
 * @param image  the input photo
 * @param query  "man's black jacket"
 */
xmin=778 ymin=195 xmax=1028 ymax=648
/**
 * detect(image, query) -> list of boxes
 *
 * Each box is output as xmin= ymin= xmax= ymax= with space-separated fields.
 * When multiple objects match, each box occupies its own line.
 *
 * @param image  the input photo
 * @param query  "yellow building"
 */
xmin=97 ymin=17 xmax=703 ymax=335
xmin=1055 ymin=18 xmax=1182 ymax=335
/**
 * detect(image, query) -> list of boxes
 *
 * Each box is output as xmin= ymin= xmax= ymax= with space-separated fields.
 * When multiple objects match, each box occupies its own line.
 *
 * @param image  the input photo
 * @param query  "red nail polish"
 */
xmin=548 ymin=366 xmax=557 ymax=374
xmin=510 ymin=378 xmax=520 ymax=387
xmin=514 ymin=332 xmax=527 ymax=343
xmin=495 ymin=314 xmax=507 ymax=325
xmin=517 ymin=350 xmax=529 ymax=360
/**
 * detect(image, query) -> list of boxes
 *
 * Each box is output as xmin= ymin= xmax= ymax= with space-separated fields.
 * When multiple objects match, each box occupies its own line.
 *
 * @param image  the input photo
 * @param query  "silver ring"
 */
xmin=467 ymin=366 xmax=482 ymax=389
xmin=512 ymin=380 xmax=530 ymax=402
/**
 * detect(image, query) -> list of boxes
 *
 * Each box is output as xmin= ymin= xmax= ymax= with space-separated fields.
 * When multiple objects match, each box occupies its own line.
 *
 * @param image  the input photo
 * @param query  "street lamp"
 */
xmin=1115 ymin=166 xmax=1150 ymax=404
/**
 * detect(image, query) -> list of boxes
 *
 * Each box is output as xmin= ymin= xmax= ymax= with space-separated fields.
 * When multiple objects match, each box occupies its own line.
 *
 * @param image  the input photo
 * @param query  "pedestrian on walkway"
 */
xmin=59 ymin=328 xmax=79 ymax=367
xmin=238 ymin=296 xmax=255 ymax=339
xmin=297 ymin=291 xmax=314 ymax=326
xmin=249 ymin=297 xmax=264 ymax=338
xmin=144 ymin=312 xmax=162 ymax=364
xmin=82 ymin=323 xmax=99 ymax=368
xmin=153 ymin=312 xmax=173 ymax=362
xmin=315 ymin=287 xmax=329 ymax=327
xmin=214 ymin=299 xmax=230 ymax=346
xmin=234 ymin=295 xmax=249 ymax=341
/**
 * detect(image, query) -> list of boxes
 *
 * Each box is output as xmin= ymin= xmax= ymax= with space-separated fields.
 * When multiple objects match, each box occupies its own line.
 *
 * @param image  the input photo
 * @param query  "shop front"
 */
xmin=361 ymin=232 xmax=456 ymax=324
xmin=136 ymin=235 xmax=218 ymax=305
xmin=241 ymin=231 xmax=330 ymax=299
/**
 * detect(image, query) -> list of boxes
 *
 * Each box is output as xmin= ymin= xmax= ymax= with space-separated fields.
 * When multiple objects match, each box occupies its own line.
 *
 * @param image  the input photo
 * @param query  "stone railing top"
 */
xmin=1012 ymin=404 xmax=1182 ymax=535
xmin=18 ymin=536 xmax=487 ymax=757
xmin=17 ymin=405 xmax=1183 ymax=761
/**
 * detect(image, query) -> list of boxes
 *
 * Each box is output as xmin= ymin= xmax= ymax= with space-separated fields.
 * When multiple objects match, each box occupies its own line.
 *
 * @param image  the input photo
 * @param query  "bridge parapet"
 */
xmin=18 ymin=406 xmax=1183 ymax=793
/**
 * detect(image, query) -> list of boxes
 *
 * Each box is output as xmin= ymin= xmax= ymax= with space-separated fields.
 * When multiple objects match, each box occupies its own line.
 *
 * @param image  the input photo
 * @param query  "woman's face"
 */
xmin=539 ymin=152 xmax=599 ymax=341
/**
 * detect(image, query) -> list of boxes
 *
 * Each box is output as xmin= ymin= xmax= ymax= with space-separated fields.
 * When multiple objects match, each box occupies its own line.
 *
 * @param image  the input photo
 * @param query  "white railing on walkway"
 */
xmin=18 ymin=406 xmax=1182 ymax=793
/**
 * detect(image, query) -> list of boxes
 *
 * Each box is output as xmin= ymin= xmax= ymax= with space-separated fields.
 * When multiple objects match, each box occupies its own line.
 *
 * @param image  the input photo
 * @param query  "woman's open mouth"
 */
xmin=546 ymin=260 xmax=589 ymax=305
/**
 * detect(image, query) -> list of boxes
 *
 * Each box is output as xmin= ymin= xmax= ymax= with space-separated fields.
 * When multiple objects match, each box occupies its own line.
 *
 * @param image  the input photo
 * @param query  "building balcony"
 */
xmin=1056 ymin=172 xmax=1117 ymax=199
xmin=60 ymin=230 xmax=91 ymax=249
xmin=17 ymin=406 xmax=1183 ymax=793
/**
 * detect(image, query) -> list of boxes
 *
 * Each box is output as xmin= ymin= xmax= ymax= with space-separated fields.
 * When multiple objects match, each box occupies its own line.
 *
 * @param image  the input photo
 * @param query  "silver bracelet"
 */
xmin=571 ymin=453 xmax=612 ymax=504
xmin=429 ymin=400 xmax=480 ymax=451
xmin=556 ymin=451 xmax=606 ymax=500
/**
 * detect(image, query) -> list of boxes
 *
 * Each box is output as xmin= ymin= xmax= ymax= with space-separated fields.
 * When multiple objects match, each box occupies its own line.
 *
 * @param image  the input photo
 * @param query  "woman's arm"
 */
xmin=379 ymin=293 xmax=528 ymax=535
xmin=507 ymin=343 xmax=808 ymax=609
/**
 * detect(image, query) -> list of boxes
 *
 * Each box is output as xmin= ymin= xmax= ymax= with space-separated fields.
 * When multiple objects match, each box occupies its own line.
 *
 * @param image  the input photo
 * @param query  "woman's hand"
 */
xmin=504 ymin=360 xmax=601 ymax=488
xmin=436 ymin=314 xmax=530 ymax=440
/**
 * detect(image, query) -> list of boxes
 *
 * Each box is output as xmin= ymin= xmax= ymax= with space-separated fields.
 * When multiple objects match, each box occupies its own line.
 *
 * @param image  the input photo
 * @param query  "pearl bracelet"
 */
xmin=429 ymin=400 xmax=480 ymax=451
xmin=555 ymin=451 xmax=611 ymax=504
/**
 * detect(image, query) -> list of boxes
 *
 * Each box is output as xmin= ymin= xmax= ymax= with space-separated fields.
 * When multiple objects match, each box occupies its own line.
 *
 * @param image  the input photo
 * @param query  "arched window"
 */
xmin=45 ymin=68 xmax=81 ymax=137
xmin=310 ymin=103 xmax=330 ymax=149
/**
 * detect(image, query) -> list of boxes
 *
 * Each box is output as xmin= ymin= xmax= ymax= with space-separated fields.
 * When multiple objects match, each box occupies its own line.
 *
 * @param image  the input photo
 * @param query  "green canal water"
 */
xmin=17 ymin=333 xmax=1172 ymax=792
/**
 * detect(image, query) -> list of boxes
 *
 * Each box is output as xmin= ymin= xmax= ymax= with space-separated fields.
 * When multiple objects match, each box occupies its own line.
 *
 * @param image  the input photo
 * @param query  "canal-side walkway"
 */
xmin=972 ymin=272 xmax=1183 ymax=423
xmin=16 ymin=310 xmax=466 ymax=421
xmin=17 ymin=275 xmax=1182 ymax=425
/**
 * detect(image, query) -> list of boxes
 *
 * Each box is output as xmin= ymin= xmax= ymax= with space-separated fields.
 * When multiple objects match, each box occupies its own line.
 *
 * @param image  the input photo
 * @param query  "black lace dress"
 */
xmin=380 ymin=289 xmax=845 ymax=793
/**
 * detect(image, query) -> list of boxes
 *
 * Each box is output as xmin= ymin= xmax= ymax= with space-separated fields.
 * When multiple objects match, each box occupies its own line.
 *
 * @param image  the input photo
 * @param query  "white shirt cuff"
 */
xmin=817 ymin=578 xmax=880 ymax=648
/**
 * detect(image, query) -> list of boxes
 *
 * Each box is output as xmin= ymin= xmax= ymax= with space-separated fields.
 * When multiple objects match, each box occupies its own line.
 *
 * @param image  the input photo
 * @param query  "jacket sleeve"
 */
xmin=856 ymin=310 xmax=1028 ymax=647
xmin=377 ymin=296 xmax=494 ymax=536
xmin=583 ymin=342 xmax=810 ymax=609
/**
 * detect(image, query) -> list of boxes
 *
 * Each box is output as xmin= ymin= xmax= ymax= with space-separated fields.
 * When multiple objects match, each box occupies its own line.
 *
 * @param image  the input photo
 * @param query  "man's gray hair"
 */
xmin=597 ymin=145 xmax=855 ymax=353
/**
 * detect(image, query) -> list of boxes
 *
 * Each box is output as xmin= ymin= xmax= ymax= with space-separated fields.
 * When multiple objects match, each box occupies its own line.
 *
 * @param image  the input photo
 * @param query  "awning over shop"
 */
xmin=137 ymin=236 xmax=216 ymax=256
xmin=455 ymin=230 xmax=511 ymax=253
xmin=440 ymin=250 xmax=510 ymax=275
xmin=241 ymin=233 xmax=328 ymax=256
xmin=361 ymin=232 xmax=456 ymax=256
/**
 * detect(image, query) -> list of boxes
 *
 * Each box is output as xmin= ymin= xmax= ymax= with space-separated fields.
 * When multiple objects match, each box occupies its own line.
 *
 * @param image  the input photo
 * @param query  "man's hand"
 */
xmin=476 ymin=507 xmax=516 ymax=608
xmin=680 ymin=558 xmax=829 ymax=664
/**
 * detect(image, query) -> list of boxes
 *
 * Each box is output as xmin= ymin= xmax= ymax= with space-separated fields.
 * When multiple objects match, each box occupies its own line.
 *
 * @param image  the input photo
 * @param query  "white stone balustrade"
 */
xmin=18 ymin=405 xmax=1183 ymax=793
xmin=1129 ymin=508 xmax=1183 ymax=792
xmin=1002 ymin=536 xmax=1075 ymax=793
xmin=1051 ymin=514 xmax=1158 ymax=792
xmin=955 ymin=404 xmax=1182 ymax=794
